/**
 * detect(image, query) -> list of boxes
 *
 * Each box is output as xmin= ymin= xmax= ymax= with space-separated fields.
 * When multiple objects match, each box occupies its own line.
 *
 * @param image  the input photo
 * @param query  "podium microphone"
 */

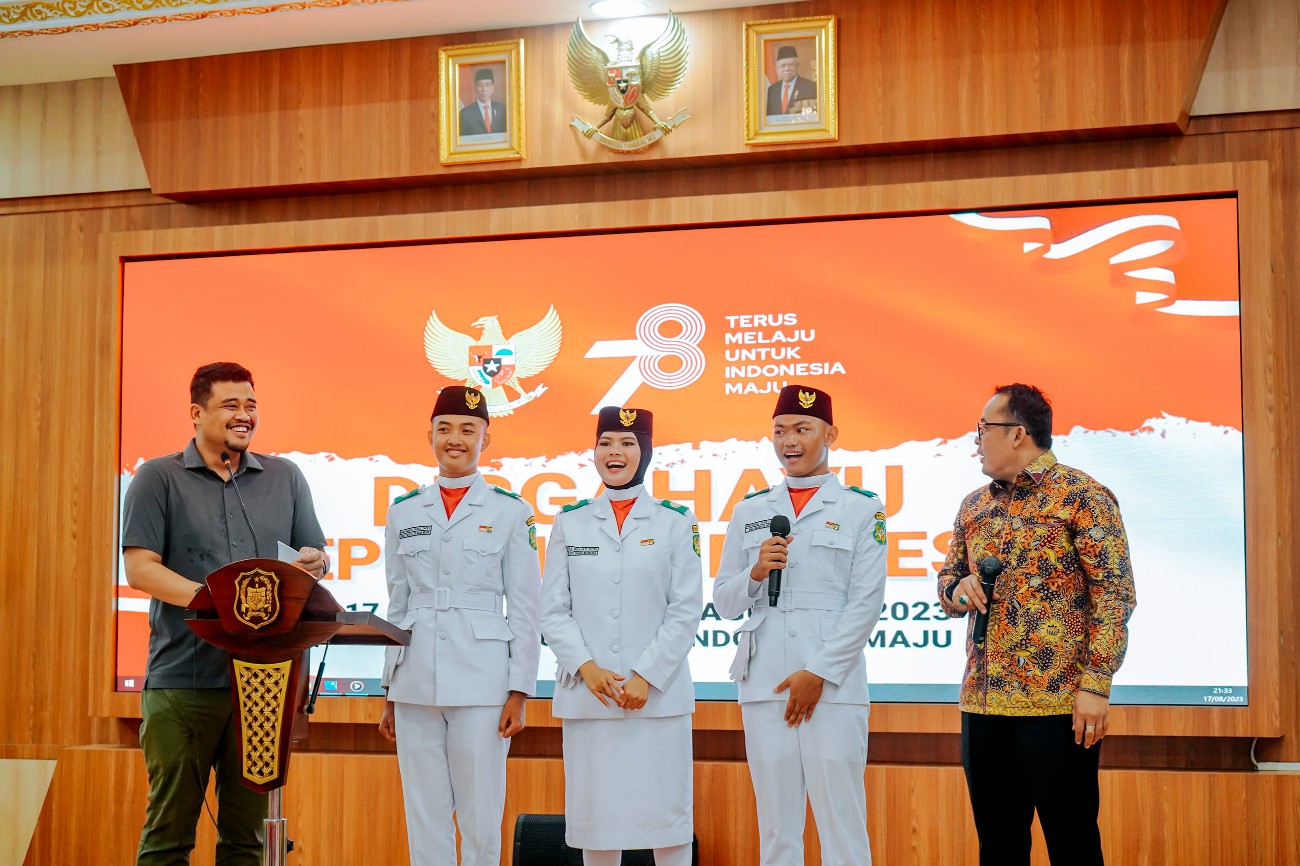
xmin=221 ymin=450 xmax=262 ymax=558
xmin=767 ymin=515 xmax=792 ymax=607
xmin=972 ymin=555 xmax=1003 ymax=648
xmin=305 ymin=640 xmax=331 ymax=715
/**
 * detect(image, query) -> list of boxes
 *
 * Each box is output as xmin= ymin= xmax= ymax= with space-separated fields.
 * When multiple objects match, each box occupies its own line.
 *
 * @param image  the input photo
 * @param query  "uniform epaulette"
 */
xmin=847 ymin=486 xmax=880 ymax=499
xmin=562 ymin=499 xmax=592 ymax=512
xmin=392 ymin=486 xmax=424 ymax=505
xmin=742 ymin=487 xmax=771 ymax=500
xmin=659 ymin=499 xmax=688 ymax=515
xmin=492 ymin=485 xmax=522 ymax=499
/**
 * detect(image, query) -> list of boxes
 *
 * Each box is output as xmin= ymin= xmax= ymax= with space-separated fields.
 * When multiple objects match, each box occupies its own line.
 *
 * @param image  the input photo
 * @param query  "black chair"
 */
xmin=512 ymin=814 xmax=699 ymax=865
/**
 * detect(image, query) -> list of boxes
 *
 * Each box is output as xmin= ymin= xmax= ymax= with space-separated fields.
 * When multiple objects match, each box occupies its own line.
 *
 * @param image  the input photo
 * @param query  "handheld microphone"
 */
xmin=972 ymin=555 xmax=1003 ymax=648
xmin=767 ymin=515 xmax=792 ymax=607
xmin=221 ymin=450 xmax=262 ymax=558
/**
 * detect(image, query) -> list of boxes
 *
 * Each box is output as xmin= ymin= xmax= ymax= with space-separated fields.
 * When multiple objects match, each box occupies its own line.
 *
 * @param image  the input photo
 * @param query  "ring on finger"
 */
xmin=1085 ymin=725 xmax=1096 ymax=732
xmin=959 ymin=595 xmax=969 ymax=605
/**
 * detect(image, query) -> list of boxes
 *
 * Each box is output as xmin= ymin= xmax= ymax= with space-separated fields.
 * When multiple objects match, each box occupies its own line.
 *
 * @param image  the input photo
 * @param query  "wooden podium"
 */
xmin=185 ymin=558 xmax=407 ymax=865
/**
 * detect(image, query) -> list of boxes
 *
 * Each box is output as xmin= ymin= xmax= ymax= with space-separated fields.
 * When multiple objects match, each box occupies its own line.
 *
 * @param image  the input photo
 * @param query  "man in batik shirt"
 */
xmin=939 ymin=383 xmax=1136 ymax=866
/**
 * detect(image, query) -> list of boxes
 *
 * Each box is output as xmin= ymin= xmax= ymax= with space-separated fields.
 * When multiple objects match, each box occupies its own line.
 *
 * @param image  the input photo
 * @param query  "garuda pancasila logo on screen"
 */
xmin=423 ymin=306 xmax=563 ymax=417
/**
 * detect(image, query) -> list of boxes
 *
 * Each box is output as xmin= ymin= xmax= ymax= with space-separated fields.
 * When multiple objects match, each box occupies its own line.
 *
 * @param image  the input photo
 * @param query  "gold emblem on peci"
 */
xmin=797 ymin=389 xmax=816 ymax=409
xmin=465 ymin=389 xmax=483 ymax=410
xmin=233 ymin=568 xmax=280 ymax=630
xmin=619 ymin=408 xmax=637 ymax=427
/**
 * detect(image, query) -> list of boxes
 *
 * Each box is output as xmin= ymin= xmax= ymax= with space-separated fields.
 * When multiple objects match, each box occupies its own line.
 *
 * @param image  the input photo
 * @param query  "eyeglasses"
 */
xmin=976 ymin=421 xmax=1020 ymax=441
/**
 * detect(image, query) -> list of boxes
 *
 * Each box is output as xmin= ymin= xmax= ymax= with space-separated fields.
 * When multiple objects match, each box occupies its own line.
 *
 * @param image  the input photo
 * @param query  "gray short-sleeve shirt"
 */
xmin=121 ymin=439 xmax=327 ymax=688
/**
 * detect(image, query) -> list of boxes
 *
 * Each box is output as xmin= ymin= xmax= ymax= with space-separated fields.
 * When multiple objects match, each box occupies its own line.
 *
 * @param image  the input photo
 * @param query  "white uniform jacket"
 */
xmin=541 ymin=490 xmax=703 ymax=720
xmin=713 ymin=477 xmax=887 ymax=705
xmin=382 ymin=474 xmax=541 ymax=707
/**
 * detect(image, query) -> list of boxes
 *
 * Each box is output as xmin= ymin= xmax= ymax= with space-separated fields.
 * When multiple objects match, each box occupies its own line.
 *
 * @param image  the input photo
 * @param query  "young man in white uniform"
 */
xmin=713 ymin=384 xmax=888 ymax=866
xmin=541 ymin=406 xmax=702 ymax=866
xmin=378 ymin=385 xmax=541 ymax=866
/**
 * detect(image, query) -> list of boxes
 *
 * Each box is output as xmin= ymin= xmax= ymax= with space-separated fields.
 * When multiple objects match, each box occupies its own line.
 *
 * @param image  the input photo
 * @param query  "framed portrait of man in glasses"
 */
xmin=744 ymin=16 xmax=837 ymax=146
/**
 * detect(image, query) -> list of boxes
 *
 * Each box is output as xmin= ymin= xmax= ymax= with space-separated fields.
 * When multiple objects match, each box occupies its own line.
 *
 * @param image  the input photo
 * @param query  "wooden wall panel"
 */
xmin=21 ymin=747 xmax=201 ymax=866
xmin=0 ymin=204 xmax=129 ymax=752
xmin=114 ymin=0 xmax=1225 ymax=199
xmin=0 ymin=78 xmax=148 ymax=199
xmin=1193 ymin=0 xmax=1300 ymax=116
xmin=0 ymin=759 xmax=55 ymax=866
xmin=22 ymin=748 xmax=1300 ymax=866
xmin=3 ymin=98 xmax=1300 ymax=863
xmin=0 ymin=135 xmax=1293 ymax=755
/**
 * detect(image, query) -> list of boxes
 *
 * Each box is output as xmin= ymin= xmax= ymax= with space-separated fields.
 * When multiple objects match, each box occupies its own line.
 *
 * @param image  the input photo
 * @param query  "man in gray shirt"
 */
xmin=121 ymin=361 xmax=329 ymax=866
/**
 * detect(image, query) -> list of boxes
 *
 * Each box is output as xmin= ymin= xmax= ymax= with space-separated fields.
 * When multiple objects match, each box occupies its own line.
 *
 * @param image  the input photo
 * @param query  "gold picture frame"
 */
xmin=743 ymin=16 xmax=837 ymax=146
xmin=439 ymin=39 xmax=525 ymax=165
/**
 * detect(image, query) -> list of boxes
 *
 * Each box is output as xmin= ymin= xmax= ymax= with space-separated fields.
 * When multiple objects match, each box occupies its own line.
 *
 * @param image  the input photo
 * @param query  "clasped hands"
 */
xmin=578 ymin=661 xmax=650 ymax=710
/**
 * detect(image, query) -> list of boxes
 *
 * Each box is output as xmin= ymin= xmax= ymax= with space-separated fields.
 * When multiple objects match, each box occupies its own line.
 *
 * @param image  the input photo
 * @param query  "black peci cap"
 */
xmin=431 ymin=386 xmax=490 ymax=423
xmin=596 ymin=406 xmax=653 ymax=438
xmin=772 ymin=384 xmax=832 ymax=424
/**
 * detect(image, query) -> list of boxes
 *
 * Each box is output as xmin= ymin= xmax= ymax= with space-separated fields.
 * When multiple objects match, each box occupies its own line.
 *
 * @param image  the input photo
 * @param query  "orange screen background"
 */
xmin=119 ymin=199 xmax=1241 ymax=470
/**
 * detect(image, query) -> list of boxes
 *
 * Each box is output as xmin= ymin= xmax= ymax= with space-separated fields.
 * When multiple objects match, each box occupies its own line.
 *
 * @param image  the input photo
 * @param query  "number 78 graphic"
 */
xmin=584 ymin=304 xmax=707 ymax=412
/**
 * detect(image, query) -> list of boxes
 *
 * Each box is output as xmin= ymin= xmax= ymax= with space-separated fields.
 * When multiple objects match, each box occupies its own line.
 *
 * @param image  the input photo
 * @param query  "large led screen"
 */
xmin=117 ymin=197 xmax=1247 ymax=705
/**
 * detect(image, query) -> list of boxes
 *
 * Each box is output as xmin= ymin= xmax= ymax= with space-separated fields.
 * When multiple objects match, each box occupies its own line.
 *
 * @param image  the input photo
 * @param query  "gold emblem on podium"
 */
xmin=567 ymin=11 xmax=690 ymax=154
xmin=233 ymin=568 xmax=281 ymax=629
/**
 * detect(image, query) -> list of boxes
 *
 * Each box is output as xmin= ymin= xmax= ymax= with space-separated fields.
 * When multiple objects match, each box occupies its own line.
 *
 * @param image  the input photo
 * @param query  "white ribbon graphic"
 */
xmin=950 ymin=212 xmax=1239 ymax=317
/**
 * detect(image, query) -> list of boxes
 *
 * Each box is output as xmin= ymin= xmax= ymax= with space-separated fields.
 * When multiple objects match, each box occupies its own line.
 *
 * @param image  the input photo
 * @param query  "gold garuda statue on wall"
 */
xmin=567 ymin=10 xmax=690 ymax=153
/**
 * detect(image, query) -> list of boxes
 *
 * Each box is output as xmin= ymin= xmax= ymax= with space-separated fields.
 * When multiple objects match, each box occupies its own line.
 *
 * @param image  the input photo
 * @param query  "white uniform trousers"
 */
xmin=741 ymin=701 xmax=871 ymax=866
xmin=394 ymin=702 xmax=508 ymax=866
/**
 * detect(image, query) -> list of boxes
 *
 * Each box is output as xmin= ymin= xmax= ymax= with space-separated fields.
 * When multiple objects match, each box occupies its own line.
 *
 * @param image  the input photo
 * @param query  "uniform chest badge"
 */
xmin=479 ymin=525 xmax=494 ymax=532
xmin=640 ymin=538 xmax=655 ymax=546
xmin=825 ymin=521 xmax=840 ymax=531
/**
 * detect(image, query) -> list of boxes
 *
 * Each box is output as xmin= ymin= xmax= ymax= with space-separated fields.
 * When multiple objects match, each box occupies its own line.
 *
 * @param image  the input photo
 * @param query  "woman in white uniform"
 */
xmin=541 ymin=406 xmax=703 ymax=866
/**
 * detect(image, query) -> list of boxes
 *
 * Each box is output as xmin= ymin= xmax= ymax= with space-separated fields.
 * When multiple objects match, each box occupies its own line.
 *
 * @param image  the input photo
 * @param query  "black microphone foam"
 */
xmin=767 ymin=515 xmax=792 ymax=607
xmin=972 ymin=555 xmax=1004 ymax=648
xmin=221 ymin=450 xmax=262 ymax=559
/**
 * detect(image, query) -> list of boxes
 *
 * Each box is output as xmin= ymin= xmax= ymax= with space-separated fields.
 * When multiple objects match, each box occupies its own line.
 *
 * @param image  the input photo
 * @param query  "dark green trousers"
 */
xmin=136 ymin=688 xmax=267 ymax=866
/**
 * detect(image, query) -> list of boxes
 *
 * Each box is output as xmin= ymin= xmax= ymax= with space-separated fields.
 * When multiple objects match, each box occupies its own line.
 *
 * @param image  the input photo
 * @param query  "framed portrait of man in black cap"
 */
xmin=439 ymin=39 xmax=525 ymax=165
xmin=744 ymin=16 xmax=837 ymax=146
